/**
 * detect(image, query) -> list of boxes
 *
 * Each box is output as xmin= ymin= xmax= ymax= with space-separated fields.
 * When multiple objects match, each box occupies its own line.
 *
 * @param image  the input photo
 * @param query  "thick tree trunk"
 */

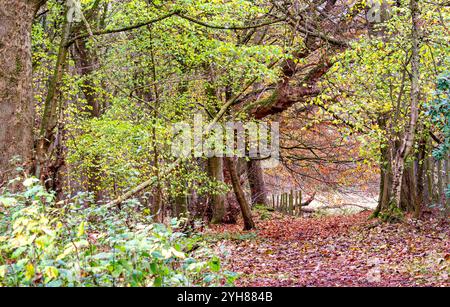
xmin=0 ymin=1 xmax=43 ymax=183
xmin=374 ymin=144 xmax=393 ymax=217
xmin=207 ymin=157 xmax=226 ymax=224
xmin=400 ymin=164 xmax=417 ymax=213
xmin=377 ymin=145 xmax=419 ymax=218
xmin=373 ymin=114 xmax=392 ymax=218
xmin=225 ymin=157 xmax=255 ymax=230
xmin=387 ymin=0 xmax=420 ymax=219
xmin=246 ymin=159 xmax=268 ymax=206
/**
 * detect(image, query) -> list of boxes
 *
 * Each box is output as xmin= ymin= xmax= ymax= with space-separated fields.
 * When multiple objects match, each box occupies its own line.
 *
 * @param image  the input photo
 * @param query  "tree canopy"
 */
xmin=0 ymin=0 xmax=448 ymax=288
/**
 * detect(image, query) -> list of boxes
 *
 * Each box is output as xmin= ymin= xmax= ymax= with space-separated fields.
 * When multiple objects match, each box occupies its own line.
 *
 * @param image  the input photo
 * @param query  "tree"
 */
xmin=316 ymin=1 xmax=448 ymax=221
xmin=386 ymin=0 xmax=420 ymax=220
xmin=225 ymin=157 xmax=255 ymax=230
xmin=246 ymin=159 xmax=268 ymax=206
xmin=0 ymin=0 xmax=45 ymax=183
xmin=208 ymin=157 xmax=226 ymax=223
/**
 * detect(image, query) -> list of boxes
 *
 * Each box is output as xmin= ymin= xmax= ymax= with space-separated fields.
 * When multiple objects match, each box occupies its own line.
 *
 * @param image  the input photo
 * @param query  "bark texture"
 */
xmin=208 ymin=157 xmax=226 ymax=224
xmin=246 ymin=159 xmax=268 ymax=206
xmin=0 ymin=1 xmax=44 ymax=183
xmin=225 ymin=157 xmax=255 ymax=230
xmin=35 ymin=16 xmax=71 ymax=181
xmin=386 ymin=0 xmax=420 ymax=219
xmin=73 ymin=38 xmax=101 ymax=117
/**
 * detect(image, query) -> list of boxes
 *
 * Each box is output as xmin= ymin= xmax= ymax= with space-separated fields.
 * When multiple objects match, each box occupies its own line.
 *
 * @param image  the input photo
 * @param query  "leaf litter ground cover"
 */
xmin=205 ymin=212 xmax=449 ymax=286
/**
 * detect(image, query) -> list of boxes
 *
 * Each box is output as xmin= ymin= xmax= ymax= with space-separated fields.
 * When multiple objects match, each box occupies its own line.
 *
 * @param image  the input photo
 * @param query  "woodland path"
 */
xmin=207 ymin=212 xmax=449 ymax=287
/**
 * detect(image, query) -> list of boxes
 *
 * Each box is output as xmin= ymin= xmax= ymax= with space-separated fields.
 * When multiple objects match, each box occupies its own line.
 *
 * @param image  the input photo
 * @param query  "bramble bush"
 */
xmin=0 ymin=178 xmax=237 ymax=287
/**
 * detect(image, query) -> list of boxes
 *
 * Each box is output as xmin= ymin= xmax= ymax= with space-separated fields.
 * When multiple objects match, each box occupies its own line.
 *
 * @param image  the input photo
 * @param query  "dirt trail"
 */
xmin=208 ymin=212 xmax=449 ymax=286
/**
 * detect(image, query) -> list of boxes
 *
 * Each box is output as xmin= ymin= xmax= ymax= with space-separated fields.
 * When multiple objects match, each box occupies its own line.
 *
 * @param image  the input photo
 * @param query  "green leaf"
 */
xmin=153 ymin=276 xmax=162 ymax=287
xmin=208 ymin=256 xmax=220 ymax=272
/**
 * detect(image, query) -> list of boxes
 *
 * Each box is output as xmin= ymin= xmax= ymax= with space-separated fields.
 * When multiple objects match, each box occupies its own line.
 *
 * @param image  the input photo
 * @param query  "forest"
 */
xmin=0 ymin=0 xmax=448 ymax=288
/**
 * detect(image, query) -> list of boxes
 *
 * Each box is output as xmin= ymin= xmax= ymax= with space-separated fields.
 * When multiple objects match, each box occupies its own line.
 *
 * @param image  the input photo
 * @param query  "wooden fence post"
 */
xmin=289 ymin=190 xmax=294 ymax=215
xmin=298 ymin=190 xmax=302 ymax=217
xmin=285 ymin=193 xmax=288 ymax=213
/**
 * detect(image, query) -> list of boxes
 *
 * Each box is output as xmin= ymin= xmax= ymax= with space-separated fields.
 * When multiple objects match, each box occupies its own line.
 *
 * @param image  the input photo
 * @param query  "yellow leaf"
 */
xmin=25 ymin=263 xmax=35 ymax=281
xmin=44 ymin=266 xmax=59 ymax=281
xmin=77 ymin=221 xmax=85 ymax=237
xmin=170 ymin=248 xmax=185 ymax=259
xmin=0 ymin=265 xmax=6 ymax=278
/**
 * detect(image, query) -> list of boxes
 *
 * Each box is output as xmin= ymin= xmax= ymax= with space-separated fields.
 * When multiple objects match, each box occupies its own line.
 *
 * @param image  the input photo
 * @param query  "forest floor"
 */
xmin=205 ymin=211 xmax=449 ymax=287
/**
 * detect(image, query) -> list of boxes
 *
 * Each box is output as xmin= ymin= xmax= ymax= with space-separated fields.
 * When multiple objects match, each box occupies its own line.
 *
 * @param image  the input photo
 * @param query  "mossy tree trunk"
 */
xmin=35 ymin=12 xmax=72 ymax=184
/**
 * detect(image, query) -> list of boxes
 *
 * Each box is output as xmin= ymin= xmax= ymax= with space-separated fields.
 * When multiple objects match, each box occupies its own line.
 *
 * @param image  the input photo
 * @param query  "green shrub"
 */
xmin=0 ymin=178 xmax=237 ymax=287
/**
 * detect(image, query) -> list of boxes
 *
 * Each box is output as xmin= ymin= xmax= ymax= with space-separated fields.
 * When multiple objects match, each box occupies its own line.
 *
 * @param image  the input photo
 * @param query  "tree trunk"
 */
xmin=373 ymin=114 xmax=392 ymax=218
xmin=387 ymin=0 xmax=420 ymax=219
xmin=72 ymin=38 xmax=101 ymax=117
xmin=207 ymin=157 xmax=226 ymax=223
xmin=225 ymin=157 xmax=255 ymax=230
xmin=148 ymin=26 xmax=163 ymax=221
xmin=151 ymin=126 xmax=163 ymax=221
xmin=415 ymin=134 xmax=427 ymax=217
xmin=400 ymin=164 xmax=417 ymax=213
xmin=375 ymin=153 xmax=393 ymax=216
xmin=35 ymin=14 xmax=72 ymax=182
xmin=0 ymin=1 xmax=43 ymax=183
xmin=174 ymin=194 xmax=187 ymax=219
xmin=425 ymin=144 xmax=434 ymax=205
xmin=437 ymin=159 xmax=443 ymax=208
xmin=36 ymin=1 xmax=101 ymax=192
xmin=246 ymin=159 xmax=268 ymax=206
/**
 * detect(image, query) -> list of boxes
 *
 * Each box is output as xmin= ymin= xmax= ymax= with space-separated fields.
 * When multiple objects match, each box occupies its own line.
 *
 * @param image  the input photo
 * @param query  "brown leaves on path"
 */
xmin=206 ymin=212 xmax=449 ymax=287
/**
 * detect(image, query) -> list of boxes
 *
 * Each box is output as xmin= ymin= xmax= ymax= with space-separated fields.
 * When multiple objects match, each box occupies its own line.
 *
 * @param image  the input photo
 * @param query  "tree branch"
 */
xmin=68 ymin=11 xmax=286 ymax=46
